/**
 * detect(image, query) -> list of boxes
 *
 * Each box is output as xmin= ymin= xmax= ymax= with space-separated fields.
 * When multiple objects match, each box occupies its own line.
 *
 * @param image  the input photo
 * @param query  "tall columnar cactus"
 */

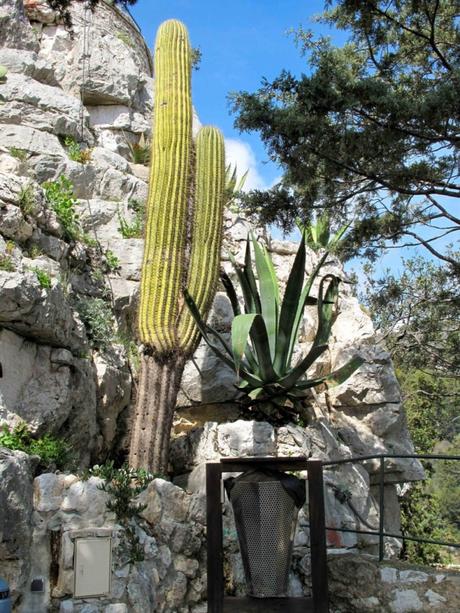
xmin=129 ymin=20 xmax=225 ymax=472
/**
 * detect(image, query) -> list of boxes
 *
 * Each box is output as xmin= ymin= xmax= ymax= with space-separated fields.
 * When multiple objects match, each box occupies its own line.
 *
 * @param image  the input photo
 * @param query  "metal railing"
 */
xmin=321 ymin=453 xmax=460 ymax=561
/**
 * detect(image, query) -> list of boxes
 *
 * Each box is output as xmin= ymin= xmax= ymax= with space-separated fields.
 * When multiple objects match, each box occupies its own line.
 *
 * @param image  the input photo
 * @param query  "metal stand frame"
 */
xmin=206 ymin=456 xmax=329 ymax=613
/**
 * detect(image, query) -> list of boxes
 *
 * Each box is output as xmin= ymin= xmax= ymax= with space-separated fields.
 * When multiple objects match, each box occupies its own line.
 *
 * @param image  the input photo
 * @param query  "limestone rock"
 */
xmin=0 ymin=0 xmax=38 ymax=51
xmin=0 ymin=123 xmax=64 ymax=156
xmin=94 ymin=349 xmax=131 ymax=451
xmin=0 ymin=73 xmax=93 ymax=142
xmin=0 ymin=270 xmax=87 ymax=351
xmin=0 ymin=448 xmax=35 ymax=605
xmin=0 ymin=330 xmax=98 ymax=460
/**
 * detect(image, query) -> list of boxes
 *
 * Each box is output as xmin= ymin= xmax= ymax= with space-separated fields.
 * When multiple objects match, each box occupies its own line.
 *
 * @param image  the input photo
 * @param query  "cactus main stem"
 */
xmin=128 ymin=20 xmax=225 ymax=473
xmin=129 ymin=352 xmax=186 ymax=473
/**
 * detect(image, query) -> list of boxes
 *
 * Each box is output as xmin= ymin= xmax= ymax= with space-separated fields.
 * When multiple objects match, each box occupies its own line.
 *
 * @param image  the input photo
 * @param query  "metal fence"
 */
xmin=321 ymin=453 xmax=460 ymax=561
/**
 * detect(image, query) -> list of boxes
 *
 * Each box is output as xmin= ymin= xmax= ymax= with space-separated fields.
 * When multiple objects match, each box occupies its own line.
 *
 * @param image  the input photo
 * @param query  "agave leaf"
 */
xmin=317 ymin=215 xmax=330 ymax=248
xmin=295 ymin=356 xmax=365 ymax=389
xmin=221 ymin=270 xmax=241 ymax=316
xmin=314 ymin=275 xmax=339 ymax=348
xmin=277 ymin=343 xmax=329 ymax=389
xmin=244 ymin=238 xmax=261 ymax=313
xmin=231 ymin=312 xmax=278 ymax=383
xmin=229 ymin=251 xmax=257 ymax=313
xmin=232 ymin=313 xmax=258 ymax=374
xmin=285 ymin=251 xmax=328 ymax=370
xmin=328 ymin=221 xmax=351 ymax=251
xmin=248 ymin=387 xmax=264 ymax=400
xmin=251 ymin=236 xmax=279 ymax=358
xmin=183 ymin=289 xmax=236 ymax=369
xmin=184 ymin=289 xmax=263 ymax=388
xmin=274 ymin=234 xmax=306 ymax=373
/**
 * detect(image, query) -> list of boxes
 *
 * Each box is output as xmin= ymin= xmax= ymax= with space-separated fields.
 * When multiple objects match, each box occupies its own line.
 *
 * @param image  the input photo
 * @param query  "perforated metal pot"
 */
xmin=225 ymin=469 xmax=305 ymax=598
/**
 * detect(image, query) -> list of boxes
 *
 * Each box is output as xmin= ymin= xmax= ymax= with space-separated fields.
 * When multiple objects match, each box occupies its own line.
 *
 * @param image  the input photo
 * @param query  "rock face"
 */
xmin=0 ymin=1 xmax=432 ymax=612
xmin=0 ymin=0 xmax=145 ymax=461
xmin=0 ymin=449 xmax=36 ymax=606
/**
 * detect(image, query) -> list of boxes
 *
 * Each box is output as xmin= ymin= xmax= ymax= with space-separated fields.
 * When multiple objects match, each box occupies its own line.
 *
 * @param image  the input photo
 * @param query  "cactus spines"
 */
xmin=139 ymin=19 xmax=192 ymax=350
xmin=129 ymin=20 xmax=225 ymax=472
xmin=179 ymin=126 xmax=226 ymax=352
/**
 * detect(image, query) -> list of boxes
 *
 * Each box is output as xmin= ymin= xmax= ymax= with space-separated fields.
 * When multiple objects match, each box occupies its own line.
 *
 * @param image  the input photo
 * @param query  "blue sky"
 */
xmin=128 ymin=1 xmax=456 ymax=279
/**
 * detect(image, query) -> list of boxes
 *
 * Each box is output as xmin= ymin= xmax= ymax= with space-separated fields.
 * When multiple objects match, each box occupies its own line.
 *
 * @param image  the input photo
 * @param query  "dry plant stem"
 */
xmin=129 ymin=353 xmax=186 ymax=473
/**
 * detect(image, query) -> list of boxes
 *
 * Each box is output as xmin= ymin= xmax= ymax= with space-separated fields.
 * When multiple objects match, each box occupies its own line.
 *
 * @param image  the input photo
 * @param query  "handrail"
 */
xmin=320 ymin=453 xmax=460 ymax=561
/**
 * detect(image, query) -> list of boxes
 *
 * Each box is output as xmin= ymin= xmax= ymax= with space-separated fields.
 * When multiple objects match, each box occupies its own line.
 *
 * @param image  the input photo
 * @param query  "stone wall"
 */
xmin=8 ymin=460 xmax=460 ymax=613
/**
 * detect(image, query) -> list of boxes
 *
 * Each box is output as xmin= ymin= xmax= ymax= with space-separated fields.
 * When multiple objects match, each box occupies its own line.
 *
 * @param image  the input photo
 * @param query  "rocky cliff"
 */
xmin=0 ymin=1 xmax=426 ymax=611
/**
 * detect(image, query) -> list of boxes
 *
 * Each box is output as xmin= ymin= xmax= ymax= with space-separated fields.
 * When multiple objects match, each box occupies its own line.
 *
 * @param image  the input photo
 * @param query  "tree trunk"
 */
xmin=129 ymin=352 xmax=186 ymax=474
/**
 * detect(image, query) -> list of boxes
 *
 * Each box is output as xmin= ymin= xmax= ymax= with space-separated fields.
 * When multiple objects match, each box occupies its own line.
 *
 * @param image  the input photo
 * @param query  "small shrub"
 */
xmin=43 ymin=176 xmax=80 ymax=241
xmin=104 ymin=249 xmax=120 ymax=272
xmin=77 ymin=297 xmax=114 ymax=349
xmin=32 ymin=267 xmax=52 ymax=289
xmin=9 ymin=147 xmax=28 ymax=161
xmin=27 ymin=244 xmax=43 ymax=259
xmin=0 ymin=254 xmax=15 ymax=272
xmin=117 ymin=199 xmax=145 ymax=239
xmin=18 ymin=184 xmax=36 ymax=216
xmin=63 ymin=136 xmax=92 ymax=164
xmin=81 ymin=232 xmax=98 ymax=248
xmin=0 ymin=422 xmax=71 ymax=471
xmin=83 ymin=461 xmax=155 ymax=563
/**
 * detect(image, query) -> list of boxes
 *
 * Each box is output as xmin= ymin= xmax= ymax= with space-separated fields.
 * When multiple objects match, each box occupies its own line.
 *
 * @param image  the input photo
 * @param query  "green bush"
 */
xmin=0 ymin=422 xmax=71 ymax=470
xmin=9 ymin=147 xmax=28 ymax=161
xmin=77 ymin=297 xmax=114 ymax=349
xmin=104 ymin=249 xmax=120 ymax=272
xmin=18 ymin=184 xmax=36 ymax=216
xmin=43 ymin=176 xmax=81 ymax=241
xmin=32 ymin=267 xmax=52 ymax=289
xmin=83 ymin=461 xmax=155 ymax=563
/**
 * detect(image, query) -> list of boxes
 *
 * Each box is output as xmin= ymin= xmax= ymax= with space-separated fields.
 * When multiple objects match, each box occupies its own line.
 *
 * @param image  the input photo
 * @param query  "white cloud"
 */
xmin=224 ymin=138 xmax=268 ymax=192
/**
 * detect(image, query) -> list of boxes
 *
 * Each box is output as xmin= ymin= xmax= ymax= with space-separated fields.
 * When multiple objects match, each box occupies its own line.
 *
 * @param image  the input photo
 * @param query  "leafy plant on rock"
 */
xmin=63 ymin=136 xmax=92 ymax=164
xmin=0 ymin=254 xmax=15 ymax=272
xmin=18 ymin=184 xmax=36 ymax=217
xmin=77 ymin=297 xmax=114 ymax=350
xmin=126 ymin=134 xmax=150 ymax=166
xmin=117 ymin=199 xmax=145 ymax=239
xmin=42 ymin=176 xmax=80 ymax=241
xmin=84 ymin=461 xmax=154 ymax=563
xmin=32 ymin=267 xmax=52 ymax=289
xmin=0 ymin=422 xmax=71 ymax=471
xmin=185 ymin=229 xmax=364 ymax=422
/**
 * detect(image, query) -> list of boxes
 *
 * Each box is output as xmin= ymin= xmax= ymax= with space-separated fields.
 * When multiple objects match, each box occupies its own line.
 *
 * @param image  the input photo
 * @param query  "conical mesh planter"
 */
xmin=225 ymin=468 xmax=306 ymax=598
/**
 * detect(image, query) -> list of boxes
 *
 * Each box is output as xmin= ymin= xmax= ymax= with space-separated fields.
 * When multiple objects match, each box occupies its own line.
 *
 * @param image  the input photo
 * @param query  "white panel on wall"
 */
xmin=74 ymin=537 xmax=112 ymax=597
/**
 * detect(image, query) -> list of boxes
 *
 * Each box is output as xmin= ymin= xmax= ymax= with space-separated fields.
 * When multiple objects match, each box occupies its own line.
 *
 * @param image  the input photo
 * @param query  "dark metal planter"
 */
xmin=225 ymin=469 xmax=306 ymax=598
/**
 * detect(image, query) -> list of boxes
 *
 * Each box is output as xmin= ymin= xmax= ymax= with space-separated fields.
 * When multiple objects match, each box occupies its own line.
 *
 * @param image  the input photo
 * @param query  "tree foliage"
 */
xmin=231 ymin=0 xmax=459 ymax=268
xmin=362 ymin=254 xmax=460 ymax=378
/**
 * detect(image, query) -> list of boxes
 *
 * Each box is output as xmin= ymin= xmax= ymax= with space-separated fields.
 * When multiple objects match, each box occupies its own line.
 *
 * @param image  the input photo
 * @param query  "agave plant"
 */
xmin=184 ymin=232 xmax=364 ymax=421
xmin=298 ymin=213 xmax=350 ymax=253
